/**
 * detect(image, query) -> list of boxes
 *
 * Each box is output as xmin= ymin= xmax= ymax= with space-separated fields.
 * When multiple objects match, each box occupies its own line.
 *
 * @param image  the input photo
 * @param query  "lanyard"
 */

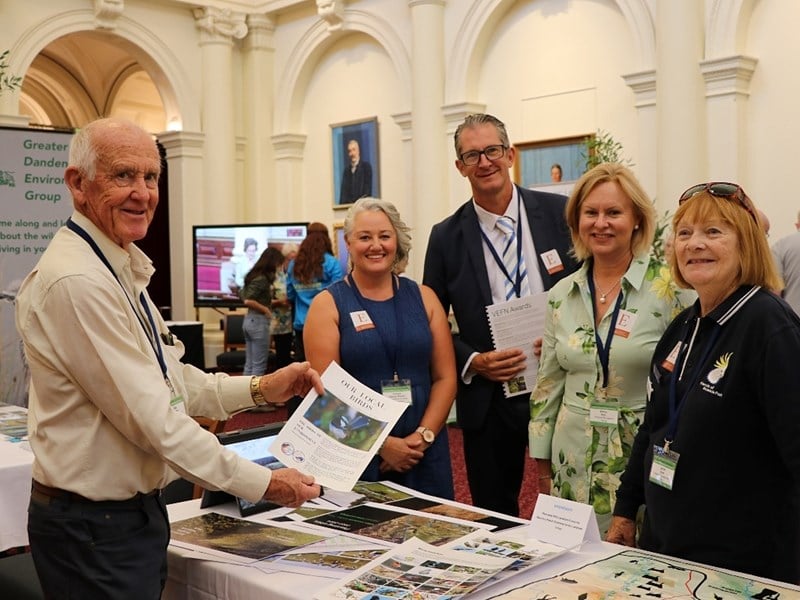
xmin=665 ymin=318 xmax=721 ymax=449
xmin=66 ymin=219 xmax=171 ymax=386
xmin=479 ymin=195 xmax=525 ymax=298
xmin=587 ymin=266 xmax=624 ymax=388
xmin=347 ymin=274 xmax=402 ymax=380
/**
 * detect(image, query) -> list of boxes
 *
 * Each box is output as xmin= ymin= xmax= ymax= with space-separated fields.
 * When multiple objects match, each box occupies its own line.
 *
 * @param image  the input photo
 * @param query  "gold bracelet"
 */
xmin=250 ymin=376 xmax=267 ymax=406
xmin=538 ymin=475 xmax=551 ymax=480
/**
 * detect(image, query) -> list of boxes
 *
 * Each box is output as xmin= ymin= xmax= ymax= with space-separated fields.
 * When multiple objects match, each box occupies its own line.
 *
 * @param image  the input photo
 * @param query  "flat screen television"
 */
xmin=193 ymin=222 xmax=308 ymax=309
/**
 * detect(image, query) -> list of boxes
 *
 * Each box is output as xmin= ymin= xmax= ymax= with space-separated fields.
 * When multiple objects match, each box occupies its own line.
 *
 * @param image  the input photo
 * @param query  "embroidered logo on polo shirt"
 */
xmin=699 ymin=352 xmax=732 ymax=398
xmin=706 ymin=352 xmax=732 ymax=384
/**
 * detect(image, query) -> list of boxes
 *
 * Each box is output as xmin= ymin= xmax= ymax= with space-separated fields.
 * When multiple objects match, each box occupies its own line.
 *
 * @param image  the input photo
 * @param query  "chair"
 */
xmin=216 ymin=313 xmax=246 ymax=374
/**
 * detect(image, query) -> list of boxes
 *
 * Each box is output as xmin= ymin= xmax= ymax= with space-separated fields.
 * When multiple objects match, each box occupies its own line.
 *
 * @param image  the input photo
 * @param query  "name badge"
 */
xmin=540 ymin=249 xmax=565 ymax=274
xmin=349 ymin=310 xmax=375 ymax=332
xmin=170 ymin=394 xmax=186 ymax=414
xmin=649 ymin=444 xmax=680 ymax=490
xmin=614 ymin=309 xmax=637 ymax=338
xmin=661 ymin=341 xmax=683 ymax=372
xmin=589 ymin=403 xmax=619 ymax=427
xmin=381 ymin=379 xmax=413 ymax=404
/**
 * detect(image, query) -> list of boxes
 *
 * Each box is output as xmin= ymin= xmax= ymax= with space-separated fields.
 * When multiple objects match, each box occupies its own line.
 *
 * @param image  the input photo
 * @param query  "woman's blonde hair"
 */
xmin=670 ymin=190 xmax=782 ymax=291
xmin=565 ymin=162 xmax=656 ymax=261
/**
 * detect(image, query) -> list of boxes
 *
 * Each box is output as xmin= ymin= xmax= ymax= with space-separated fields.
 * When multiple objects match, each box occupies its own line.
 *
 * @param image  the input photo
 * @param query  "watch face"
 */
xmin=421 ymin=429 xmax=435 ymax=443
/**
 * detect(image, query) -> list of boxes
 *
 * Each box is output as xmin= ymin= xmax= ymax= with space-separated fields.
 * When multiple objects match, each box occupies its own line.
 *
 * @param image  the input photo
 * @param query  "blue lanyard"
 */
xmin=665 ymin=318 xmax=721 ymax=448
xmin=66 ymin=219 xmax=170 ymax=384
xmin=587 ymin=265 xmax=624 ymax=389
xmin=479 ymin=195 xmax=525 ymax=298
xmin=347 ymin=274 xmax=402 ymax=379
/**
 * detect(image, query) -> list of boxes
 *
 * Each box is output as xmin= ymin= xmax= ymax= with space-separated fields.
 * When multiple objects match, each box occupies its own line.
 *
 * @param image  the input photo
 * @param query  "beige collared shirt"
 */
xmin=16 ymin=212 xmax=270 ymax=502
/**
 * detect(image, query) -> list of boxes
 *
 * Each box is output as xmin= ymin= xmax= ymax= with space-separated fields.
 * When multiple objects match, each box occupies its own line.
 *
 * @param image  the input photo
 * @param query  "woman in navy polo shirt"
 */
xmin=609 ymin=182 xmax=800 ymax=583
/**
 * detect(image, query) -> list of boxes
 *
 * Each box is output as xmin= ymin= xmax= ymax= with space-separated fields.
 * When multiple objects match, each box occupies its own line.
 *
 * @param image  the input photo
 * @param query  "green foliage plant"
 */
xmin=0 ymin=50 xmax=23 ymax=95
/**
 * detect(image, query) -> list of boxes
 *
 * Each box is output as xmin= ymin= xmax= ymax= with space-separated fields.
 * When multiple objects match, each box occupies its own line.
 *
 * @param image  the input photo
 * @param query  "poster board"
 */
xmin=0 ymin=126 xmax=74 ymax=406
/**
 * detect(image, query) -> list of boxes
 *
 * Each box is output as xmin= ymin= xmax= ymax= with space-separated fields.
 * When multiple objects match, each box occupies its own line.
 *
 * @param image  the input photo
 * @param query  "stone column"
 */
xmin=409 ymin=0 xmax=447 ymax=260
xmin=193 ymin=7 xmax=247 ymax=223
xmin=272 ymin=133 xmax=307 ymax=221
xmin=700 ymin=56 xmax=757 ymax=182
xmin=655 ymin=0 xmax=705 ymax=207
xmin=158 ymin=130 xmax=205 ymax=321
xmin=242 ymin=14 xmax=276 ymax=221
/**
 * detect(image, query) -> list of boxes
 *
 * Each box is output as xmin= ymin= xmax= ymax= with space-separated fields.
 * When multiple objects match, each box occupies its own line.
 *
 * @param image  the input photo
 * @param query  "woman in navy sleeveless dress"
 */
xmin=305 ymin=198 xmax=456 ymax=499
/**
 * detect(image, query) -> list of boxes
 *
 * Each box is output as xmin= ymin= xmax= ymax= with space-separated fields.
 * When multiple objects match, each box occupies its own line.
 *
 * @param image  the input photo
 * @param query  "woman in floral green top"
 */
xmin=529 ymin=163 xmax=691 ymax=534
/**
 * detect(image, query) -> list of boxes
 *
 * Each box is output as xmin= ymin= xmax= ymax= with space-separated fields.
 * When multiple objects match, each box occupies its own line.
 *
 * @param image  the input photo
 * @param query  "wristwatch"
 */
xmin=250 ymin=376 xmax=267 ymax=406
xmin=415 ymin=426 xmax=435 ymax=444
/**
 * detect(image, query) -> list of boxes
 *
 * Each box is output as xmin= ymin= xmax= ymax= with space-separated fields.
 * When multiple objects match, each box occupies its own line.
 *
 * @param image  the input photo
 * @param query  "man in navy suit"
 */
xmin=423 ymin=114 xmax=577 ymax=516
xmin=339 ymin=139 xmax=372 ymax=204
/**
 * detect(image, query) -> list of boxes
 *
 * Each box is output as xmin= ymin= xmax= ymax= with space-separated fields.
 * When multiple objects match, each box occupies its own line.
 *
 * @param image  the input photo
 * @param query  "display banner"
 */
xmin=0 ymin=126 xmax=74 ymax=406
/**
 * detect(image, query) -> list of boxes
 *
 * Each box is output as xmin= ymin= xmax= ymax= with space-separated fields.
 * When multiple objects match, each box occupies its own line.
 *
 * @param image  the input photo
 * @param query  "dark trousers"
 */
xmin=28 ymin=488 xmax=169 ymax=599
xmin=272 ymin=332 xmax=294 ymax=369
xmin=462 ymin=394 xmax=529 ymax=517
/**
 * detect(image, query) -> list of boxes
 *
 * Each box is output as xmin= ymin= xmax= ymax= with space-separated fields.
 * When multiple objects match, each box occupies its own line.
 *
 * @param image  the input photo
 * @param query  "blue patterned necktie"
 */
xmin=496 ymin=216 xmax=530 ymax=299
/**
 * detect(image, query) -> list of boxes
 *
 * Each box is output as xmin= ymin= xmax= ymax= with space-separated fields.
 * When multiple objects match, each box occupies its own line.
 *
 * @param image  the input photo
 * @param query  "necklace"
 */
xmin=595 ymin=278 xmax=621 ymax=303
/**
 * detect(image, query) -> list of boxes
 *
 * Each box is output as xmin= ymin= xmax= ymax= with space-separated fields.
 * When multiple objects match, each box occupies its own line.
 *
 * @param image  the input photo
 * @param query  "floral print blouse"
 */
xmin=529 ymin=253 xmax=692 ymax=533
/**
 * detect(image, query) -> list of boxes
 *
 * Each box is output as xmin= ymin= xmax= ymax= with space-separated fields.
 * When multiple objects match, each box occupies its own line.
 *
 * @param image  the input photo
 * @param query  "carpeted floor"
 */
xmin=224 ymin=406 xmax=540 ymax=519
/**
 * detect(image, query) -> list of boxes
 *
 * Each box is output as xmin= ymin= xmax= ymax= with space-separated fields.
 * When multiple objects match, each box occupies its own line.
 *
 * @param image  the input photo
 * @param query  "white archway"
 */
xmin=7 ymin=10 xmax=198 ymax=131
xmin=275 ymin=9 xmax=411 ymax=134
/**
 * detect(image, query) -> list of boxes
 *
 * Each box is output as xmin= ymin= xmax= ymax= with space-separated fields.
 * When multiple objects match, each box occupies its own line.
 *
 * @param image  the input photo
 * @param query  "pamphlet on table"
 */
xmin=270 ymin=361 xmax=408 ymax=491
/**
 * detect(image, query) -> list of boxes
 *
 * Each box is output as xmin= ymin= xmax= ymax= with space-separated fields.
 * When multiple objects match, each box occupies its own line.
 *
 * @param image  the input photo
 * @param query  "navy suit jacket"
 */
xmin=423 ymin=185 xmax=578 ymax=430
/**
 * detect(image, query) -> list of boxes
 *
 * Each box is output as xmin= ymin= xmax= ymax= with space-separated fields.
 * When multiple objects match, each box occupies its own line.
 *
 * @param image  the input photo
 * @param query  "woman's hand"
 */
xmin=606 ymin=516 xmax=637 ymax=547
xmin=378 ymin=434 xmax=425 ymax=473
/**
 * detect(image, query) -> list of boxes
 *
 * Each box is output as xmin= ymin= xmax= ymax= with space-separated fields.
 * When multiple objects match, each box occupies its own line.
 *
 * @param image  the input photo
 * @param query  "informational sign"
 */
xmin=0 ymin=126 xmax=74 ymax=406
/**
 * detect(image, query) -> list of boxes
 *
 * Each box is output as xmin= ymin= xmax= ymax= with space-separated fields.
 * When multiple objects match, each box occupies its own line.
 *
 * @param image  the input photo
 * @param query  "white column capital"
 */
xmin=245 ymin=14 xmax=275 ymax=50
xmin=272 ymin=133 xmax=307 ymax=160
xmin=622 ymin=69 xmax=657 ymax=108
xmin=391 ymin=111 xmax=412 ymax=141
xmin=442 ymin=102 xmax=486 ymax=134
xmin=193 ymin=7 xmax=248 ymax=44
xmin=700 ymin=55 xmax=758 ymax=99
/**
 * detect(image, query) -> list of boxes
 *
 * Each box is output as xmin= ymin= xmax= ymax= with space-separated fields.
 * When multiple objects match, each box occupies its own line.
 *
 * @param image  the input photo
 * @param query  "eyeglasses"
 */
xmin=459 ymin=144 xmax=507 ymax=166
xmin=678 ymin=181 xmax=758 ymax=223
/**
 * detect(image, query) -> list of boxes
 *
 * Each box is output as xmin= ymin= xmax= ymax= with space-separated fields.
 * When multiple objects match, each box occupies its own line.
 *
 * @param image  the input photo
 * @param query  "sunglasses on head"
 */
xmin=678 ymin=182 xmax=758 ymax=223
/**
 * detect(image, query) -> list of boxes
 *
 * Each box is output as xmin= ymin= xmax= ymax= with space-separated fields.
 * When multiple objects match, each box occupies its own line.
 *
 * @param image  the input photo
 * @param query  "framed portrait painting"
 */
xmin=331 ymin=117 xmax=380 ymax=207
xmin=514 ymin=135 xmax=587 ymax=196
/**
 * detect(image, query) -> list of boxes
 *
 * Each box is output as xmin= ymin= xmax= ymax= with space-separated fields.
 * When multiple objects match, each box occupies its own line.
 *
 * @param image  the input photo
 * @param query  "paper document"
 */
xmin=270 ymin=361 xmax=408 ymax=491
xmin=485 ymin=292 xmax=547 ymax=397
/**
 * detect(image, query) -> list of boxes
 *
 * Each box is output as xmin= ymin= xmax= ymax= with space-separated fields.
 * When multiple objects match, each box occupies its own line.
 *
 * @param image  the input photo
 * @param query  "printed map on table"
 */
xmin=488 ymin=549 xmax=795 ymax=599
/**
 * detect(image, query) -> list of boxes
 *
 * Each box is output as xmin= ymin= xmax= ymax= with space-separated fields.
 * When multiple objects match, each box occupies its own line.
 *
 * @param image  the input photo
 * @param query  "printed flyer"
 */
xmin=270 ymin=361 xmax=408 ymax=491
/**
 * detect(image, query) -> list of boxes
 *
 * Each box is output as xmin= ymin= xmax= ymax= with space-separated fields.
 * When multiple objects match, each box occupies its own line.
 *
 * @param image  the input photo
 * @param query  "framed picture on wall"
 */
xmin=331 ymin=117 xmax=380 ymax=207
xmin=514 ymin=135 xmax=588 ymax=196
xmin=332 ymin=222 xmax=349 ymax=274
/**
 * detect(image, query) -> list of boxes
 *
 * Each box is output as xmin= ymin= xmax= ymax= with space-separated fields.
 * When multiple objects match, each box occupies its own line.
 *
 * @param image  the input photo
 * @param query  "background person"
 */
xmin=271 ymin=242 xmax=299 ymax=371
xmin=305 ymin=198 xmax=457 ymax=497
xmin=16 ymin=117 xmax=322 ymax=599
xmin=423 ymin=113 xmax=578 ymax=516
xmin=608 ymin=182 xmax=800 ymax=583
xmin=287 ymin=222 xmax=344 ymax=414
xmin=339 ymin=139 xmax=372 ymax=205
xmin=529 ymin=163 xmax=690 ymax=534
xmin=230 ymin=237 xmax=259 ymax=292
xmin=240 ymin=247 xmax=283 ymax=378
xmin=771 ymin=209 xmax=800 ymax=314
